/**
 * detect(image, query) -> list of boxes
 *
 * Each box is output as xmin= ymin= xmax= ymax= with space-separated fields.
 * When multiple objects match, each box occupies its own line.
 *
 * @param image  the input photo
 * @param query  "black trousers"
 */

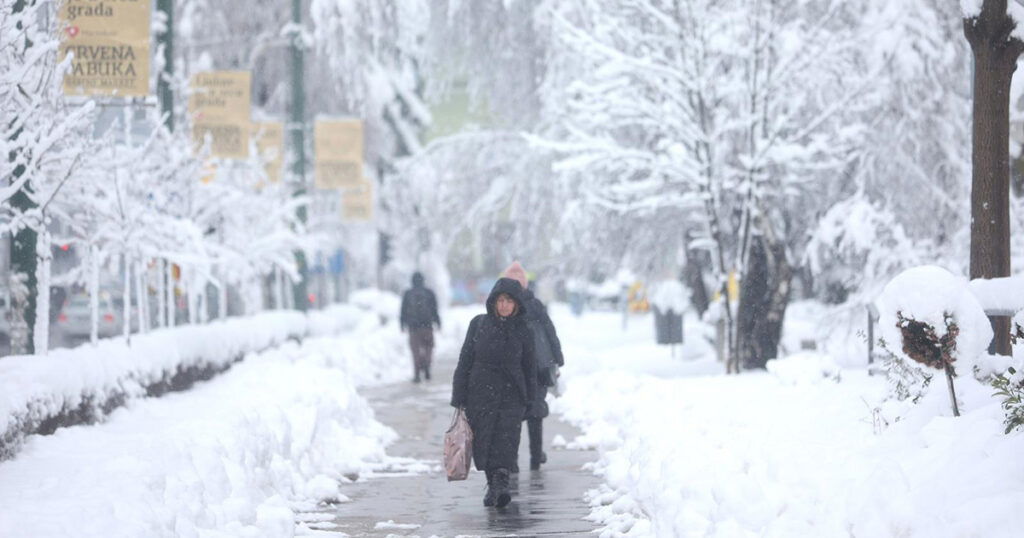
xmin=526 ymin=417 xmax=543 ymax=461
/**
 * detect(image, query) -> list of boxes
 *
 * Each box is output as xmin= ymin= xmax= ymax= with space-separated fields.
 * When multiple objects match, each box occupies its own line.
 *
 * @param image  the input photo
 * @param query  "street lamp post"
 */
xmin=289 ymin=0 xmax=309 ymax=311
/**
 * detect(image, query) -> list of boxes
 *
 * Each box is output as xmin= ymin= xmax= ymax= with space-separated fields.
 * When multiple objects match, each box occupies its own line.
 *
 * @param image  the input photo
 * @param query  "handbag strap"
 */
xmin=447 ymin=407 xmax=464 ymax=431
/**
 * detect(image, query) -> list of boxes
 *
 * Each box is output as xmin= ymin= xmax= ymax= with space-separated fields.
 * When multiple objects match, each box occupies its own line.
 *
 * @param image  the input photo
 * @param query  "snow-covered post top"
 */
xmin=968 ymin=276 xmax=1024 ymax=316
xmin=961 ymin=0 xmax=1024 ymax=41
xmin=875 ymin=266 xmax=992 ymax=373
xmin=649 ymin=280 xmax=690 ymax=316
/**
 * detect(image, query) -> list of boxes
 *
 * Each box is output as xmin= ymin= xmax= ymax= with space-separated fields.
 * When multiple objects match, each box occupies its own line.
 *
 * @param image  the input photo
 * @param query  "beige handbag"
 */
xmin=444 ymin=408 xmax=474 ymax=481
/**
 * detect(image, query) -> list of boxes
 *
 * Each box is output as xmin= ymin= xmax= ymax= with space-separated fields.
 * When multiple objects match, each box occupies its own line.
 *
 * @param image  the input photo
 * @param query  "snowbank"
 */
xmin=0 ymin=303 xmax=373 ymax=460
xmin=552 ymin=297 xmax=1024 ymax=537
xmin=0 ymin=333 xmax=400 ymax=537
xmin=559 ymin=368 xmax=1024 ymax=538
xmin=349 ymin=288 xmax=402 ymax=321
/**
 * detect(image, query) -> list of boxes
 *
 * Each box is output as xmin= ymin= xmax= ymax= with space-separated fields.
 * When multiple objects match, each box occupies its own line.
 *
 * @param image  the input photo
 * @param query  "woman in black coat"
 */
xmin=450 ymin=278 xmax=538 ymax=508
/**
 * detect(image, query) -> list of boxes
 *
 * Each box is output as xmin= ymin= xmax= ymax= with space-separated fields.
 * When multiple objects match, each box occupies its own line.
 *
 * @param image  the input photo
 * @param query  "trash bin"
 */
xmin=653 ymin=306 xmax=683 ymax=345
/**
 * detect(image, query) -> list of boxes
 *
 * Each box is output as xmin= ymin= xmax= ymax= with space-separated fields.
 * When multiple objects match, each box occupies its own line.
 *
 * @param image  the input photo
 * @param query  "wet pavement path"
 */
xmin=300 ymin=357 xmax=600 ymax=537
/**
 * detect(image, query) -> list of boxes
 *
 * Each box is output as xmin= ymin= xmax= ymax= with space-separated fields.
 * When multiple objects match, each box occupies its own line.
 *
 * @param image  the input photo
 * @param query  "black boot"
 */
xmin=493 ymin=468 xmax=512 ymax=508
xmin=483 ymin=470 xmax=496 ymax=507
xmin=528 ymin=418 xmax=545 ymax=470
xmin=424 ymin=365 xmax=431 ymax=381
xmin=412 ymin=364 xmax=421 ymax=383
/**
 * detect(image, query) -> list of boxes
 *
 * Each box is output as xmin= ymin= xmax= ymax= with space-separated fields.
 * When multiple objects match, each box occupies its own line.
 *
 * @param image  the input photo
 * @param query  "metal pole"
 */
xmin=9 ymin=0 xmax=37 ymax=354
xmin=866 ymin=306 xmax=874 ymax=367
xmin=156 ymin=0 xmax=174 ymax=132
xmin=289 ymin=0 xmax=309 ymax=311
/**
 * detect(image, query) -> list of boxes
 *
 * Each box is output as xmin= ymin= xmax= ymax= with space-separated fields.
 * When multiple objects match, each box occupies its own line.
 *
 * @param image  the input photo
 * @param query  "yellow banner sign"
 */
xmin=341 ymin=180 xmax=374 ymax=222
xmin=315 ymin=119 xmax=364 ymax=189
xmin=253 ymin=122 xmax=285 ymax=182
xmin=189 ymin=71 xmax=252 ymax=159
xmin=59 ymin=0 xmax=152 ymax=97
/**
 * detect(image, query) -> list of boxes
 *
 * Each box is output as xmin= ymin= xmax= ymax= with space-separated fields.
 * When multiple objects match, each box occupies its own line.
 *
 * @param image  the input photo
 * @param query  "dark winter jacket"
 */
xmin=450 ymin=278 xmax=539 ymax=470
xmin=400 ymin=273 xmax=440 ymax=331
xmin=521 ymin=288 xmax=564 ymax=419
xmin=522 ymin=288 xmax=564 ymax=368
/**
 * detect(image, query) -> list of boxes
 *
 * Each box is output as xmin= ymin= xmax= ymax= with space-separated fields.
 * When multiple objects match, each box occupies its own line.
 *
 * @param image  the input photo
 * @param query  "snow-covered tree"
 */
xmin=533 ymin=0 xmax=872 ymax=370
xmin=1 ymin=0 xmax=95 ymax=354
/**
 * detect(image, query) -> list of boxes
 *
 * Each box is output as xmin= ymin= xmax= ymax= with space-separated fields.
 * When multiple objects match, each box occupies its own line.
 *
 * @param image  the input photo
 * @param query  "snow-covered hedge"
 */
xmin=0 ymin=334 xmax=402 ymax=537
xmin=0 ymin=304 xmax=367 ymax=460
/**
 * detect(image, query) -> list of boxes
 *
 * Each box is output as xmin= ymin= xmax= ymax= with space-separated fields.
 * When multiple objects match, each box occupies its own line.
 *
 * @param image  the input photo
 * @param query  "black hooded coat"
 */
xmin=450 ymin=278 xmax=538 ymax=471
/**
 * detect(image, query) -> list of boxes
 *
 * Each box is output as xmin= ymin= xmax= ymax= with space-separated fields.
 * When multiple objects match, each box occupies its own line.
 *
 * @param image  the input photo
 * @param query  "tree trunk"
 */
xmin=9 ymin=178 xmax=36 ymax=357
xmin=134 ymin=261 xmax=148 ymax=333
xmin=122 ymin=255 xmax=132 ymax=343
xmin=157 ymin=259 xmax=167 ymax=328
xmin=90 ymin=245 xmax=99 ymax=344
xmin=165 ymin=261 xmax=176 ymax=328
xmin=32 ymin=229 xmax=51 ymax=355
xmin=964 ymin=1 xmax=1023 ymax=356
xmin=737 ymin=237 xmax=791 ymax=370
xmin=7 ymin=0 xmax=36 ymax=356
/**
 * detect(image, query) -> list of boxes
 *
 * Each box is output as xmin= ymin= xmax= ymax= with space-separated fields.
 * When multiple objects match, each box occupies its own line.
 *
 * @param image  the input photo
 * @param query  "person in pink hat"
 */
xmin=503 ymin=261 xmax=565 ymax=472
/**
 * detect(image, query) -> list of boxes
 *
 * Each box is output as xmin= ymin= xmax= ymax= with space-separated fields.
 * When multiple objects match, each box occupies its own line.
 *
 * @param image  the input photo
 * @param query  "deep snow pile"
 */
xmin=0 ymin=304 xmax=367 ymax=459
xmin=0 ymin=304 xmax=413 ymax=537
xmin=550 ymin=304 xmax=1024 ymax=538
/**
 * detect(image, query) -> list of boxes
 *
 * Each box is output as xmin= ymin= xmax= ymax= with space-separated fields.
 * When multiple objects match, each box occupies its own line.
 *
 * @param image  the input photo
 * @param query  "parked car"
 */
xmin=56 ymin=292 xmax=135 ymax=339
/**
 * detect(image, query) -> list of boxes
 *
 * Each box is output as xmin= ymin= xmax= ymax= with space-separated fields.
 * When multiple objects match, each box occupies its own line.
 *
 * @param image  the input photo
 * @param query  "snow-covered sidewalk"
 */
xmin=551 ymin=305 xmax=1024 ymax=538
xmin=0 ymin=304 xmax=419 ymax=537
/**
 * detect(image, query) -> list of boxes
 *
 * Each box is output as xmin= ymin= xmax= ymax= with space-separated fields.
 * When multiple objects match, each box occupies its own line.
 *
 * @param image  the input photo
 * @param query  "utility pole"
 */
xmin=156 ymin=0 xmax=174 ymax=132
xmin=9 ymin=0 xmax=37 ymax=355
xmin=156 ymin=0 xmax=174 ymax=328
xmin=289 ymin=0 xmax=309 ymax=311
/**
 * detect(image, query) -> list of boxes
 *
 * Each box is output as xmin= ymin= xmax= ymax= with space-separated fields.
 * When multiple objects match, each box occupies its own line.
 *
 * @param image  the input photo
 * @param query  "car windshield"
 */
xmin=65 ymin=295 xmax=112 ymax=312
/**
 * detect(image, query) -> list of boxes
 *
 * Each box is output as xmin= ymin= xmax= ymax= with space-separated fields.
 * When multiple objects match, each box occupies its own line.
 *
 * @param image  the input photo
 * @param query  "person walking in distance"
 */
xmin=503 ymin=262 xmax=564 ymax=471
xmin=400 ymin=272 xmax=441 ymax=383
xmin=451 ymin=277 xmax=538 ymax=508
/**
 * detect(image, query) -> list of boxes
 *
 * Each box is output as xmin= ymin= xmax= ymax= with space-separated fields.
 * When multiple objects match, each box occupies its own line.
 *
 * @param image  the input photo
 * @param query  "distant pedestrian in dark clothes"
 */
xmin=400 ymin=272 xmax=441 ymax=383
xmin=503 ymin=262 xmax=565 ymax=471
xmin=451 ymin=277 xmax=538 ymax=508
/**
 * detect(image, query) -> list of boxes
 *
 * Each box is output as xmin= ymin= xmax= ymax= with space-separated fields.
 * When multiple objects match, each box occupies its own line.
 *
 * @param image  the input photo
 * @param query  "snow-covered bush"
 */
xmin=805 ymin=195 xmax=921 ymax=304
xmin=992 ymin=315 xmax=1024 ymax=433
xmin=875 ymin=266 xmax=994 ymax=417
xmin=992 ymin=366 xmax=1024 ymax=434
xmin=0 ymin=305 xmax=367 ymax=461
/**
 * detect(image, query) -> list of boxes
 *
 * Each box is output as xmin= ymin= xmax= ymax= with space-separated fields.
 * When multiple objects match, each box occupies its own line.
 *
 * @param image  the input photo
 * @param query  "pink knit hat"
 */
xmin=503 ymin=261 xmax=528 ymax=289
